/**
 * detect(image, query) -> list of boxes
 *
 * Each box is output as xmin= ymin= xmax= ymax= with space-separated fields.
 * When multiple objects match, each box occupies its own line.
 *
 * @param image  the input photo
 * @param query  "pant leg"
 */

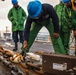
xmin=22 ymin=22 xmax=43 ymax=52
xmin=45 ymin=20 xmax=66 ymax=54
xmin=12 ymin=31 xmax=19 ymax=43
xmin=18 ymin=31 xmax=24 ymax=44
xmin=60 ymin=31 xmax=70 ymax=55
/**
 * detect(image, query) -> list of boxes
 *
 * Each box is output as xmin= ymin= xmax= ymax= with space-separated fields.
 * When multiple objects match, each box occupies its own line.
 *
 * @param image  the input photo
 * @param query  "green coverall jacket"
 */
xmin=8 ymin=6 xmax=26 ymax=31
xmin=54 ymin=2 xmax=73 ymax=32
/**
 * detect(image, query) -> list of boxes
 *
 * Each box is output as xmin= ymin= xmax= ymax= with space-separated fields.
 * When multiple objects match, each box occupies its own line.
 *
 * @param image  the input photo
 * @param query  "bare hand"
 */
xmin=73 ymin=31 xmax=76 ymax=37
xmin=53 ymin=33 xmax=59 ymax=38
xmin=23 ymin=40 xmax=28 ymax=50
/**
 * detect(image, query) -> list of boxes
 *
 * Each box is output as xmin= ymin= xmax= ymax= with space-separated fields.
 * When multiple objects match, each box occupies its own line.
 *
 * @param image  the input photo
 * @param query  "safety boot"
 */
xmin=20 ymin=51 xmax=24 ymax=56
xmin=20 ymin=51 xmax=26 ymax=56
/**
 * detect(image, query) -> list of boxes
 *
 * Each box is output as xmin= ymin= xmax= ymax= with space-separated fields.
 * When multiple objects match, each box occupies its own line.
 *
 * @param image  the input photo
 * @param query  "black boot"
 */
xmin=21 ymin=51 xmax=26 ymax=57
xmin=13 ymin=43 xmax=18 ymax=51
xmin=21 ymin=51 xmax=24 ymax=56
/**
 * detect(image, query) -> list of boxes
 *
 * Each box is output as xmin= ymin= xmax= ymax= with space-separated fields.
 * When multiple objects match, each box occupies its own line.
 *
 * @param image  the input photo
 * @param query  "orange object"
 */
xmin=71 ymin=0 xmax=76 ymax=10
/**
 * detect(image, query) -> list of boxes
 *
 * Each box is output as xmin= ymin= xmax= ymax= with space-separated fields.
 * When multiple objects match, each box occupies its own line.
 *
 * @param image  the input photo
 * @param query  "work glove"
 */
xmin=53 ymin=33 xmax=59 ymax=38
xmin=23 ymin=40 xmax=28 ymax=50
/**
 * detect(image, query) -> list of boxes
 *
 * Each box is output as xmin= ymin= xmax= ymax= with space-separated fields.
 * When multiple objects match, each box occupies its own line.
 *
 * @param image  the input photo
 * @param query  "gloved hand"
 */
xmin=23 ymin=40 xmax=28 ymax=50
xmin=53 ymin=33 xmax=59 ymax=38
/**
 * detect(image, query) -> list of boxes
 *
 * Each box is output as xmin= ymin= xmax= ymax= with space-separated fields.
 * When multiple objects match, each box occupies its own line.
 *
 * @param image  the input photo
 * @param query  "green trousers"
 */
xmin=59 ymin=30 xmax=70 ymax=55
xmin=22 ymin=19 xmax=66 ymax=54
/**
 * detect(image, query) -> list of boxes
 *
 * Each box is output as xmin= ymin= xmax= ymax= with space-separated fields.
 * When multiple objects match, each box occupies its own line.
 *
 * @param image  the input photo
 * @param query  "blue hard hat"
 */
xmin=27 ymin=0 xmax=42 ymax=18
xmin=62 ymin=0 xmax=70 ymax=3
xmin=12 ymin=0 xmax=18 ymax=4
